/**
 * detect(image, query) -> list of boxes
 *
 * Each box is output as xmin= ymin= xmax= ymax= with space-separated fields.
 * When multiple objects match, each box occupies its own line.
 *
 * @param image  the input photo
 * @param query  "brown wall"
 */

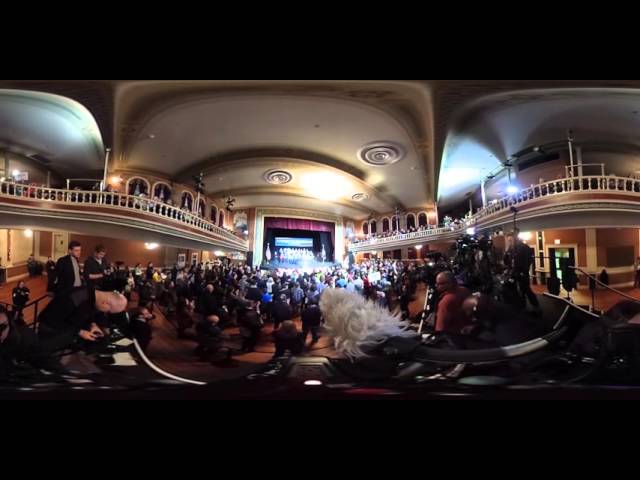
xmin=69 ymin=234 xmax=168 ymax=267
xmin=39 ymin=231 xmax=52 ymax=258
xmin=516 ymin=156 xmax=567 ymax=187
xmin=596 ymin=228 xmax=639 ymax=266
xmin=544 ymin=228 xmax=587 ymax=267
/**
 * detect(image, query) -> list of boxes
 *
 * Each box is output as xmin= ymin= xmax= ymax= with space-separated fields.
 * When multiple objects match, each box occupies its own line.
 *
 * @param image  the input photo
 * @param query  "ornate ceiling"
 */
xmin=3 ymin=80 xmax=640 ymax=218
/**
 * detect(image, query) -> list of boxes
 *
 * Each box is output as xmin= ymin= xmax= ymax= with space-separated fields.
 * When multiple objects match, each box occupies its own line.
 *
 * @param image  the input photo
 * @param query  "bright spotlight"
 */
xmin=415 ymin=245 xmax=422 ymax=250
xmin=24 ymin=229 xmax=33 ymax=238
xmin=12 ymin=170 xmax=20 ymax=178
xmin=466 ymin=227 xmax=475 ymax=235
xmin=214 ymin=251 xmax=224 ymax=256
xmin=303 ymin=380 xmax=323 ymax=386
xmin=144 ymin=242 xmax=159 ymax=250
xmin=506 ymin=185 xmax=519 ymax=194
xmin=518 ymin=231 xmax=532 ymax=241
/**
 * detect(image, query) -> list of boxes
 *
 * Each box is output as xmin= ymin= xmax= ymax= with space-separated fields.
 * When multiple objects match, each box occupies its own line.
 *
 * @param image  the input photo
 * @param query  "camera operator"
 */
xmin=37 ymin=287 xmax=128 ymax=352
xmin=434 ymin=271 xmax=472 ymax=335
xmin=504 ymin=230 xmax=541 ymax=314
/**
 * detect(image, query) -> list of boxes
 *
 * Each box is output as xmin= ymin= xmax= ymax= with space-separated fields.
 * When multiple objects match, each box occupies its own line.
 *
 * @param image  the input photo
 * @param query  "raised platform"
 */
xmin=260 ymin=260 xmax=339 ymax=272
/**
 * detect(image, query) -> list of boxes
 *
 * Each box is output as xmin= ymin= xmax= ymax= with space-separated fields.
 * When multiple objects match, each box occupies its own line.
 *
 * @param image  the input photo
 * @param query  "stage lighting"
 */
xmin=518 ymin=231 xmax=532 ymax=241
xmin=506 ymin=185 xmax=519 ymax=194
xmin=466 ymin=227 xmax=475 ymax=235
xmin=144 ymin=242 xmax=159 ymax=250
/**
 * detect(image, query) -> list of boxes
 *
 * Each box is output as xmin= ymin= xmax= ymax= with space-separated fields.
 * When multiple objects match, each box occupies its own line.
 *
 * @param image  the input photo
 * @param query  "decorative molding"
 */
xmin=253 ymin=207 xmax=344 ymax=266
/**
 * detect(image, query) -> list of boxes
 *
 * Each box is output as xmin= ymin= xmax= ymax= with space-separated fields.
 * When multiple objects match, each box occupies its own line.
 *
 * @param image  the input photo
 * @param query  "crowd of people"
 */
xmin=1 ymin=226 xmax=552 ymax=377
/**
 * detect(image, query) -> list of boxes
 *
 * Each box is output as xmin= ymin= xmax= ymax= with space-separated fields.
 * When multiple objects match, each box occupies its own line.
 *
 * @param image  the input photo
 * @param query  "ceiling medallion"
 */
xmin=351 ymin=193 xmax=370 ymax=201
xmin=358 ymin=142 xmax=405 ymax=166
xmin=264 ymin=170 xmax=293 ymax=185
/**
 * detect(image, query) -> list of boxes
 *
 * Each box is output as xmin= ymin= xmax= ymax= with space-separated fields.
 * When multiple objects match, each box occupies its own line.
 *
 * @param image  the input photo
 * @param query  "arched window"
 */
xmin=362 ymin=222 xmax=369 ymax=235
xmin=391 ymin=216 xmax=398 ymax=232
xmin=211 ymin=205 xmax=218 ymax=223
xmin=382 ymin=218 xmax=390 ymax=232
xmin=127 ymin=177 xmax=150 ymax=196
xmin=197 ymin=199 xmax=206 ymax=218
xmin=153 ymin=182 xmax=172 ymax=202
xmin=406 ymin=213 xmax=416 ymax=229
xmin=181 ymin=191 xmax=194 ymax=210
xmin=370 ymin=220 xmax=377 ymax=234
xmin=418 ymin=212 xmax=427 ymax=227
xmin=219 ymin=210 xmax=225 ymax=227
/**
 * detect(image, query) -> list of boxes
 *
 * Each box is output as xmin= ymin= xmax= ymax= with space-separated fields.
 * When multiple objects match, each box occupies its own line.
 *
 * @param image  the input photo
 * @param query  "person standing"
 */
xmin=45 ymin=257 xmax=57 ymax=293
xmin=505 ymin=230 xmax=540 ymax=313
xmin=12 ymin=281 xmax=30 ymax=321
xmin=301 ymin=297 xmax=322 ymax=345
xmin=83 ymin=245 xmax=107 ymax=291
xmin=54 ymin=241 xmax=84 ymax=295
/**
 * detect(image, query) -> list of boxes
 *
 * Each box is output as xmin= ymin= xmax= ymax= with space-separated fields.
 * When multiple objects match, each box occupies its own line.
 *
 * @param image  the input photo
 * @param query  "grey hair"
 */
xmin=319 ymin=288 xmax=415 ymax=361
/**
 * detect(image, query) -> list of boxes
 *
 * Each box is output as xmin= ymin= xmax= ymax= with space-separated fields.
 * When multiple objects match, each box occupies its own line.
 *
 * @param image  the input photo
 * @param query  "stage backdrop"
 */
xmin=263 ymin=217 xmax=335 ymax=263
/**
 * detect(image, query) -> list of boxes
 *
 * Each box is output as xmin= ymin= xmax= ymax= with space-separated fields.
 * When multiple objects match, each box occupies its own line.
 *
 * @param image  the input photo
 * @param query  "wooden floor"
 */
xmin=0 ymin=275 xmax=52 ymax=325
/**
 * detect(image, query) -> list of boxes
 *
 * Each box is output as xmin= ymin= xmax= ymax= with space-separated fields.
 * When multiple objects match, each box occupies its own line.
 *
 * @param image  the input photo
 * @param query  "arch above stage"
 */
xmin=252 ymin=207 xmax=344 ymax=267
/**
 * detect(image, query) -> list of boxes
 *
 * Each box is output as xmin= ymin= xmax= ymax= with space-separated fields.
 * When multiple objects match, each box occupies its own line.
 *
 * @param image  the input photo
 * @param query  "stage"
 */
xmin=260 ymin=259 xmax=340 ymax=273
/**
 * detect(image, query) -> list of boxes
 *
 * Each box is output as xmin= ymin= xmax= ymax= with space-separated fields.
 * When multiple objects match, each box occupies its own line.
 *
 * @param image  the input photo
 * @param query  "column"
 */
xmin=585 ymin=228 xmax=597 ymax=281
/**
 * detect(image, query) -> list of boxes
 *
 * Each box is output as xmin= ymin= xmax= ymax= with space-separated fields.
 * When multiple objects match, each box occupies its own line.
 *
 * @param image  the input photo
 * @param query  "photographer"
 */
xmin=37 ymin=287 xmax=128 ymax=351
xmin=504 ymin=230 xmax=541 ymax=314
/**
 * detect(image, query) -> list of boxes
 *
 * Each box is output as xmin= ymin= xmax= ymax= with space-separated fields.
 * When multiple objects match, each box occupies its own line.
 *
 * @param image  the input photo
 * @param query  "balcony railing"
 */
xmin=0 ymin=181 xmax=247 ymax=248
xmin=350 ymin=174 xmax=640 ymax=250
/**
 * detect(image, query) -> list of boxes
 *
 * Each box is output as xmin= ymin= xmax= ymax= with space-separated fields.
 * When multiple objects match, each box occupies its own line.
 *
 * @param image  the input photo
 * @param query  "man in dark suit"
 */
xmin=301 ymin=297 xmax=322 ymax=345
xmin=271 ymin=294 xmax=293 ymax=331
xmin=55 ymin=241 xmax=84 ymax=295
xmin=83 ymin=244 xmax=107 ymax=291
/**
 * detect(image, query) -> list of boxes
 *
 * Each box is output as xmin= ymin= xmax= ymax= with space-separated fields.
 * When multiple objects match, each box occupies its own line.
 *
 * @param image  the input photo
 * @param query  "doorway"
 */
xmin=549 ymin=247 xmax=576 ymax=282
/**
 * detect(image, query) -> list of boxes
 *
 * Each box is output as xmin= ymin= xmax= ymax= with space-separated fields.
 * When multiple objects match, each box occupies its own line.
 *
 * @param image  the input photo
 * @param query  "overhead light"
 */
xmin=554 ymin=239 xmax=561 ymax=245
xmin=518 ymin=231 xmax=532 ymax=241
xmin=109 ymin=175 xmax=123 ymax=185
xmin=144 ymin=242 xmax=159 ymax=250
xmin=12 ymin=169 xmax=20 ymax=177
xmin=24 ymin=229 xmax=33 ymax=238
xmin=506 ymin=185 xmax=519 ymax=194
xmin=466 ymin=227 xmax=475 ymax=235
xmin=415 ymin=245 xmax=422 ymax=250
xmin=303 ymin=380 xmax=323 ymax=386
xmin=214 ymin=251 xmax=224 ymax=256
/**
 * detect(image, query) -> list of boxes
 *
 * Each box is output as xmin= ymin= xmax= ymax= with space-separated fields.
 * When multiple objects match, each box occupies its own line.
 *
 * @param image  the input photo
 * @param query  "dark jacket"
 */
xmin=55 ymin=255 xmax=83 ymax=294
xmin=272 ymin=301 xmax=293 ymax=324
xmin=301 ymin=304 xmax=322 ymax=327
xmin=37 ymin=287 xmax=96 ymax=347
xmin=12 ymin=287 xmax=30 ymax=308
xmin=273 ymin=330 xmax=304 ymax=357
xmin=83 ymin=255 xmax=105 ymax=290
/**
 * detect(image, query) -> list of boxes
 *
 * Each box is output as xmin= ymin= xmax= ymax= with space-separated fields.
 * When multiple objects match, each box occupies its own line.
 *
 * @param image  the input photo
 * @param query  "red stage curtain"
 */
xmin=264 ymin=217 xmax=335 ymax=233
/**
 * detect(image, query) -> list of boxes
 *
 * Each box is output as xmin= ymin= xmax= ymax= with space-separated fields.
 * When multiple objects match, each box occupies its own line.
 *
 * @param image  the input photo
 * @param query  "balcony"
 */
xmin=349 ymin=175 xmax=640 ymax=252
xmin=0 ymin=181 xmax=248 ymax=252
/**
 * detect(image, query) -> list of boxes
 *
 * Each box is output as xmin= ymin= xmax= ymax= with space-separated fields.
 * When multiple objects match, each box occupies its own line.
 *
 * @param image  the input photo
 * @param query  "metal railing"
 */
xmin=350 ymin=174 xmax=640 ymax=250
xmin=0 ymin=180 xmax=246 ymax=248
xmin=0 ymin=293 xmax=50 ymax=333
